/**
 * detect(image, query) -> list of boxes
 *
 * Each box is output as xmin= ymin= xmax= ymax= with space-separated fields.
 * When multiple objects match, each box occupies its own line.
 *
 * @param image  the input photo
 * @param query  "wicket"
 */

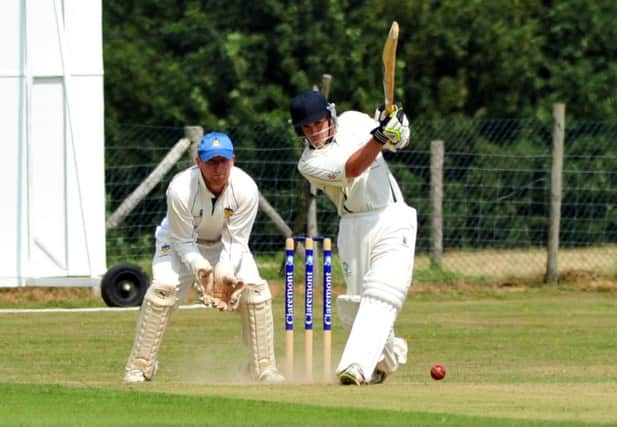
xmin=284 ymin=235 xmax=333 ymax=383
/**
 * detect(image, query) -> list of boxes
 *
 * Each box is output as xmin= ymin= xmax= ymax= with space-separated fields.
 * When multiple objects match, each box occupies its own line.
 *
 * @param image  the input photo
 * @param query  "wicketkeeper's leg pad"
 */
xmin=239 ymin=281 xmax=284 ymax=383
xmin=125 ymin=281 xmax=177 ymax=381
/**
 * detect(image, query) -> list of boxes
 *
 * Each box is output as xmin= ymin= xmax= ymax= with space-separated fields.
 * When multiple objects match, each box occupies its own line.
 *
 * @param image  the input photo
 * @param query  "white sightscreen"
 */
xmin=0 ymin=0 xmax=105 ymax=287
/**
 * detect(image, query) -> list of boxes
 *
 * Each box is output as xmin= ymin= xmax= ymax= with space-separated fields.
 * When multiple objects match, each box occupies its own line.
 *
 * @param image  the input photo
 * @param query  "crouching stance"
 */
xmin=124 ymin=131 xmax=284 ymax=384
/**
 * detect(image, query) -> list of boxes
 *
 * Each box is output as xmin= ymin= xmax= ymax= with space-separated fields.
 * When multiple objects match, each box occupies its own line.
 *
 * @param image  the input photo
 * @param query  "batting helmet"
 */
xmin=289 ymin=91 xmax=334 ymax=136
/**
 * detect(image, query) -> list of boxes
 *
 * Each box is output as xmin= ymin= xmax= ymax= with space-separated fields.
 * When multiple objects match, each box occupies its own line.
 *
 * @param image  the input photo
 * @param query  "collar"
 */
xmin=308 ymin=136 xmax=334 ymax=150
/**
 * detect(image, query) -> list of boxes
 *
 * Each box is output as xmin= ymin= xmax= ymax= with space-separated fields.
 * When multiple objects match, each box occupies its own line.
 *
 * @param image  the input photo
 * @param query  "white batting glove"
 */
xmin=371 ymin=105 xmax=410 ymax=152
xmin=373 ymin=103 xmax=391 ymax=122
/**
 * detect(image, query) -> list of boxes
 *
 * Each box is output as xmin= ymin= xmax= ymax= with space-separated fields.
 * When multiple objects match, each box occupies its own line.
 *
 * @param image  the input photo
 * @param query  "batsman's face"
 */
xmin=198 ymin=156 xmax=234 ymax=195
xmin=303 ymin=117 xmax=332 ymax=149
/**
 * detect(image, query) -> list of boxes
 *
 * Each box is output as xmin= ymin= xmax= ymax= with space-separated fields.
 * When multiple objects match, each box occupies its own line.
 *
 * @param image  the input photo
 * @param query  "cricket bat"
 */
xmin=382 ymin=21 xmax=399 ymax=115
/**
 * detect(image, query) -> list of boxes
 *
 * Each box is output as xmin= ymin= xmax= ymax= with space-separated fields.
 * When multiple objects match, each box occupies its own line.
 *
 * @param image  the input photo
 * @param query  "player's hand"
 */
xmin=191 ymin=257 xmax=213 ymax=289
xmin=373 ymin=103 xmax=398 ymax=122
xmin=191 ymin=257 xmax=216 ymax=306
xmin=207 ymin=261 xmax=245 ymax=311
xmin=371 ymin=104 xmax=410 ymax=152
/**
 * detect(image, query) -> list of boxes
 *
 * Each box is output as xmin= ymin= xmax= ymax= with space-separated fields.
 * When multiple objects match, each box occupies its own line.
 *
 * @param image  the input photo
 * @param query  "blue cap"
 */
xmin=198 ymin=132 xmax=234 ymax=161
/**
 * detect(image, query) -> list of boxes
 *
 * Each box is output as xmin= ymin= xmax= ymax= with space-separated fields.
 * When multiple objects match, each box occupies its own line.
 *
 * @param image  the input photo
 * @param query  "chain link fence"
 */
xmin=105 ymin=115 xmax=617 ymax=283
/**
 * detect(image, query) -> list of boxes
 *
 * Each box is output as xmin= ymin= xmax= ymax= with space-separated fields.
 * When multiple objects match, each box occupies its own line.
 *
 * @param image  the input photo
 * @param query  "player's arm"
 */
xmin=342 ymin=112 xmax=387 ymax=178
xmin=344 ymin=139 xmax=383 ymax=177
xmin=166 ymin=186 xmax=200 ymax=264
xmin=165 ymin=186 xmax=215 ymax=301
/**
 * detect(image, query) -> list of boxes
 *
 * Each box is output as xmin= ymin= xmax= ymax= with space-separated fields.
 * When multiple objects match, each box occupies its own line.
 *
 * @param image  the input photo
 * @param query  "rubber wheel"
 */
xmin=101 ymin=263 xmax=150 ymax=307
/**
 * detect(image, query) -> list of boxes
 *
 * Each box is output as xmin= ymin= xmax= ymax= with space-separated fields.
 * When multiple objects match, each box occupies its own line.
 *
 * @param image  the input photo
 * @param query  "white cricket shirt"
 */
xmin=298 ymin=111 xmax=405 ymax=215
xmin=155 ymin=165 xmax=259 ymax=271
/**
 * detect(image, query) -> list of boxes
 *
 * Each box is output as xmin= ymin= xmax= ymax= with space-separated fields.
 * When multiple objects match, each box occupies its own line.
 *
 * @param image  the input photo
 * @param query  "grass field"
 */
xmin=1 ymin=279 xmax=616 ymax=426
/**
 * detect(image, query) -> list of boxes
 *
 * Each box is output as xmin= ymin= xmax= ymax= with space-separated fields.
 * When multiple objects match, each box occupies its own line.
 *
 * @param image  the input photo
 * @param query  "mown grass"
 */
xmin=0 ymin=383 xmax=592 ymax=427
xmin=1 ymin=284 xmax=616 ymax=426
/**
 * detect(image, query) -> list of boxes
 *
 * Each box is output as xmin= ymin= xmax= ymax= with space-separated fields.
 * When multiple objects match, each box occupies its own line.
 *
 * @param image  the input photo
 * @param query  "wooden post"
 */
xmin=306 ymin=74 xmax=332 ymax=240
xmin=545 ymin=103 xmax=565 ymax=284
xmin=260 ymin=194 xmax=304 ymax=258
xmin=430 ymin=140 xmax=444 ymax=267
xmin=307 ymin=182 xmax=318 ymax=239
xmin=185 ymin=126 xmax=204 ymax=163
xmin=320 ymin=74 xmax=332 ymax=99
xmin=106 ymin=133 xmax=193 ymax=231
xmin=305 ymin=74 xmax=333 ymax=302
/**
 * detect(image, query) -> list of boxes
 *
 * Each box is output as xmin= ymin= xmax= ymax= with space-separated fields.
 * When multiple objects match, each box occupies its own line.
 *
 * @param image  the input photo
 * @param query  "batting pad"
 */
xmin=125 ymin=281 xmax=176 ymax=379
xmin=336 ymin=294 xmax=361 ymax=328
xmin=376 ymin=333 xmax=408 ymax=374
xmin=336 ymin=295 xmax=397 ymax=380
xmin=239 ymin=281 xmax=278 ymax=380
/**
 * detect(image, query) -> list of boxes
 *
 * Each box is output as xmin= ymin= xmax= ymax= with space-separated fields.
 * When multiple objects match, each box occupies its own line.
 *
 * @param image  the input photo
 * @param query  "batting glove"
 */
xmin=373 ymin=103 xmax=401 ymax=122
xmin=371 ymin=105 xmax=411 ymax=152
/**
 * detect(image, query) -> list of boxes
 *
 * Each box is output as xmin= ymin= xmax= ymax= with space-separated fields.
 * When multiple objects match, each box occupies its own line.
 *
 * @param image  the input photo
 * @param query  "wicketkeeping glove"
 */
xmin=191 ymin=257 xmax=216 ymax=307
xmin=191 ymin=257 xmax=213 ymax=289
xmin=204 ymin=261 xmax=245 ymax=311
xmin=371 ymin=105 xmax=411 ymax=152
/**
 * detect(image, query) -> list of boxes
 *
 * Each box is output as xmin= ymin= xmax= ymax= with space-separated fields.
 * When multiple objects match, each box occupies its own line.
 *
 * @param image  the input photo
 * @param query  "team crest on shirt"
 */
xmin=224 ymin=207 xmax=234 ymax=217
xmin=161 ymin=244 xmax=170 ymax=255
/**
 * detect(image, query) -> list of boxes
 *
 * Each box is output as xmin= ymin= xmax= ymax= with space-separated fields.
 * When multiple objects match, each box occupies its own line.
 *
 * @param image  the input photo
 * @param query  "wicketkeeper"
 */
xmin=289 ymin=91 xmax=417 ymax=385
xmin=124 ymin=131 xmax=285 ymax=384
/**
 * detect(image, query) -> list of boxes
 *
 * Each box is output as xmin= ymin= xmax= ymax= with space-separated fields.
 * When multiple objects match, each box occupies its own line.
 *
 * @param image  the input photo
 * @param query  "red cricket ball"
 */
xmin=430 ymin=363 xmax=446 ymax=380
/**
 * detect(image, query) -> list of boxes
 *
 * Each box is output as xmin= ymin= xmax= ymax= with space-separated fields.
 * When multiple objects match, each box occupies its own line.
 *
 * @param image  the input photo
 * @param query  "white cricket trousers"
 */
xmin=337 ymin=203 xmax=417 ymax=304
xmin=335 ymin=203 xmax=417 ymax=379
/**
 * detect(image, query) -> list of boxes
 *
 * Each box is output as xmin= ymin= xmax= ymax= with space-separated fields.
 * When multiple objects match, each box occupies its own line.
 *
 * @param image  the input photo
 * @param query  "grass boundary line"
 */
xmin=0 ymin=304 xmax=210 ymax=314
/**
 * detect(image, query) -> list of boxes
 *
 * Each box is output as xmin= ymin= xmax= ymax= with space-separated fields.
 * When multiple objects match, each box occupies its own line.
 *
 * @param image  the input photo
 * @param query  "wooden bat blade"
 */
xmin=382 ymin=21 xmax=399 ymax=115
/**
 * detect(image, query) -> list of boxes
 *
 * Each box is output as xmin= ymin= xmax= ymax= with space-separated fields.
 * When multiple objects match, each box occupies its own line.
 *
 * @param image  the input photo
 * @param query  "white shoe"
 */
xmin=257 ymin=368 xmax=286 ymax=384
xmin=338 ymin=363 xmax=366 ymax=385
xmin=124 ymin=361 xmax=158 ymax=383
xmin=124 ymin=369 xmax=147 ymax=383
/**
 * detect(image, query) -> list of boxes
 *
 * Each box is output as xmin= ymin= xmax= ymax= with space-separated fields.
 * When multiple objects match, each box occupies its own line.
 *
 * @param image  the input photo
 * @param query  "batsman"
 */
xmin=124 ymin=131 xmax=285 ymax=384
xmin=288 ymin=23 xmax=416 ymax=386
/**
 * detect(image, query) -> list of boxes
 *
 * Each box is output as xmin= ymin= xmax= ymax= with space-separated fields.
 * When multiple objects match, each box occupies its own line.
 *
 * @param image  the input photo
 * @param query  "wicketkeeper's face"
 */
xmin=303 ymin=117 xmax=333 ymax=149
xmin=198 ymin=156 xmax=234 ymax=194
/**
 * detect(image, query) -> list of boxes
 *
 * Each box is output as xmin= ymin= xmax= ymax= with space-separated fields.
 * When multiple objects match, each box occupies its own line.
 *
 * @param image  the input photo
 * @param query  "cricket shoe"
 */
xmin=369 ymin=368 xmax=387 ymax=385
xmin=124 ymin=361 xmax=158 ymax=383
xmin=257 ymin=367 xmax=286 ymax=385
xmin=338 ymin=363 xmax=367 ymax=385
